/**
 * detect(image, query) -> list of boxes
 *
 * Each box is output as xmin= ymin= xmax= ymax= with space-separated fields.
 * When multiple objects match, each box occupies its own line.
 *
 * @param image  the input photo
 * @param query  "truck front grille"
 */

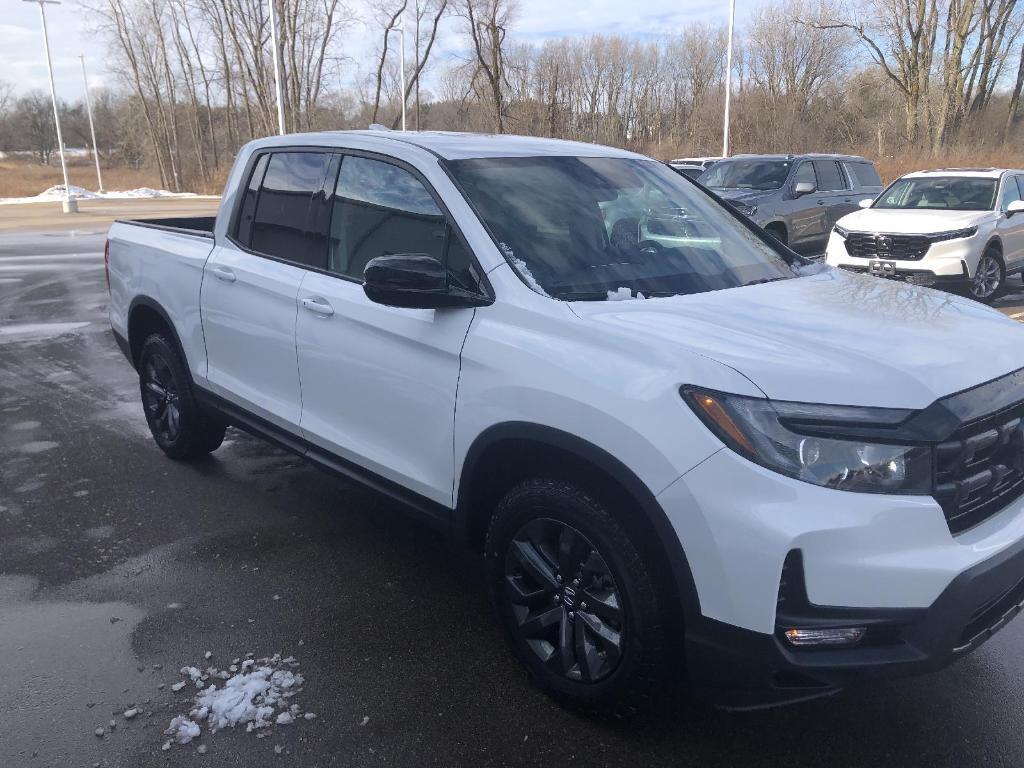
xmin=844 ymin=232 xmax=932 ymax=261
xmin=934 ymin=409 xmax=1024 ymax=534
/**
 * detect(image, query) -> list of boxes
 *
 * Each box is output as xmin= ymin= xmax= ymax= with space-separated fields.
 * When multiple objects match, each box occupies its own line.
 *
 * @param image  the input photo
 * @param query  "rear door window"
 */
xmin=844 ymin=161 xmax=882 ymax=188
xmin=999 ymin=175 xmax=1023 ymax=210
xmin=813 ymin=160 xmax=846 ymax=191
xmin=249 ymin=152 xmax=334 ymax=268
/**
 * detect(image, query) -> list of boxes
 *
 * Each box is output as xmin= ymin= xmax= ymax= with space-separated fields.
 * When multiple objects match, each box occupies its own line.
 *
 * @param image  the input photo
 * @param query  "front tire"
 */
xmin=485 ymin=478 xmax=670 ymax=716
xmin=138 ymin=333 xmax=226 ymax=460
xmin=970 ymin=249 xmax=1005 ymax=303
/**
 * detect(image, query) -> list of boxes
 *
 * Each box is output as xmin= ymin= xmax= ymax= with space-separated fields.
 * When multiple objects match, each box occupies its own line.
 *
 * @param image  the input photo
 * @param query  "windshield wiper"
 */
xmin=742 ymin=276 xmax=790 ymax=287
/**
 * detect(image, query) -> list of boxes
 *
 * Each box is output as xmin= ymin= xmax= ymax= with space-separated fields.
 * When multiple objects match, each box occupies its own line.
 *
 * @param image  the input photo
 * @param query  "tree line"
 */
xmin=2 ymin=0 xmax=1024 ymax=191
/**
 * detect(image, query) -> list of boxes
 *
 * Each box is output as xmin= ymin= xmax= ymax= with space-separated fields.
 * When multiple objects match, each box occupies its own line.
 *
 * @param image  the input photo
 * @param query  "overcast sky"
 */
xmin=3 ymin=0 xmax=766 ymax=102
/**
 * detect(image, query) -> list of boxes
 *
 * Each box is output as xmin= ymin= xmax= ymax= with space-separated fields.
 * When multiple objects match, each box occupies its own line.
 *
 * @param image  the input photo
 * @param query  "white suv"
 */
xmin=825 ymin=168 xmax=1024 ymax=302
xmin=107 ymin=134 xmax=1024 ymax=712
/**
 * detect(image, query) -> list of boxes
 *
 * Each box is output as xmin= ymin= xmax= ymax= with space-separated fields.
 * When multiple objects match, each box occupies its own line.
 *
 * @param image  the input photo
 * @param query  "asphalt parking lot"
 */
xmin=4 ymin=219 xmax=1024 ymax=767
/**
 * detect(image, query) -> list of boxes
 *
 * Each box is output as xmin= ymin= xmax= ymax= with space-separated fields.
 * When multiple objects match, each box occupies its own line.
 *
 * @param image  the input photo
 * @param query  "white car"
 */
xmin=826 ymin=168 xmax=1024 ymax=302
xmin=106 ymin=133 xmax=1024 ymax=712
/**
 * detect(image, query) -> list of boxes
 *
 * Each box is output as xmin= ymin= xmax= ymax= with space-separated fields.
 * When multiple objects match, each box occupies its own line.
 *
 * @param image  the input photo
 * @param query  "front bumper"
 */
xmin=824 ymin=230 xmax=977 ymax=286
xmin=685 ymin=534 xmax=1024 ymax=708
xmin=659 ymin=447 xmax=1024 ymax=707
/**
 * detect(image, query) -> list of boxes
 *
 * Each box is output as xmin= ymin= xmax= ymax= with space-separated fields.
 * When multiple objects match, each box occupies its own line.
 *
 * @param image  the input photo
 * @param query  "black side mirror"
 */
xmin=363 ymin=253 xmax=489 ymax=309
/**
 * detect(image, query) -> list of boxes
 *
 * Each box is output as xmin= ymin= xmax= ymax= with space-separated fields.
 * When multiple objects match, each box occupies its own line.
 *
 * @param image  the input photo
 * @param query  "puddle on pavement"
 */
xmin=0 ymin=575 xmax=146 ymax=766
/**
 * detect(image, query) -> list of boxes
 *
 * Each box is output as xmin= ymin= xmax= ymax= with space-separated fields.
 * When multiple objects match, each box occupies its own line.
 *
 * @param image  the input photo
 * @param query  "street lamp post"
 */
xmin=24 ymin=0 xmax=76 ymax=212
xmin=79 ymin=55 xmax=104 ymax=193
xmin=267 ymin=0 xmax=286 ymax=135
xmin=386 ymin=18 xmax=407 ymax=132
xmin=722 ymin=0 xmax=736 ymax=158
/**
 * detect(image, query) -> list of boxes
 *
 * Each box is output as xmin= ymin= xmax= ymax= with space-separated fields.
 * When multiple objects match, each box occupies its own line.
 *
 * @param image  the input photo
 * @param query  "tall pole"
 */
xmin=398 ymin=18 xmax=407 ymax=132
xmin=722 ymin=0 xmax=736 ymax=158
xmin=267 ymin=0 xmax=286 ymax=135
xmin=24 ymin=0 xmax=76 ymax=212
xmin=79 ymin=55 xmax=104 ymax=192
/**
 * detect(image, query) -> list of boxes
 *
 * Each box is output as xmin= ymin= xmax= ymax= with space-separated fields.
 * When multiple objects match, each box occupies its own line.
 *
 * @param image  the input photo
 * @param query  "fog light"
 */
xmin=784 ymin=627 xmax=866 ymax=647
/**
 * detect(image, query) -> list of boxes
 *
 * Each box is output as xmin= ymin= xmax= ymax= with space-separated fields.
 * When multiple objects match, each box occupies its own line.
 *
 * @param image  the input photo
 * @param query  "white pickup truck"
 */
xmin=107 ymin=131 xmax=1024 ymax=713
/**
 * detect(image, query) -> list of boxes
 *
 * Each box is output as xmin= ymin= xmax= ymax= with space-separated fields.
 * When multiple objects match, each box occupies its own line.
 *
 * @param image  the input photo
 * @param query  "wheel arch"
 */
xmin=456 ymin=422 xmax=701 ymax=627
xmin=127 ymin=296 xmax=190 ymax=377
xmin=763 ymin=220 xmax=788 ymax=242
xmin=984 ymin=235 xmax=1004 ymax=259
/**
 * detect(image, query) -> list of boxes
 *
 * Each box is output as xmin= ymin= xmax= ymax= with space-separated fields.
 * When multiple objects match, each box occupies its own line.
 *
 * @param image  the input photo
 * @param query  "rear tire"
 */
xmin=138 ymin=333 xmax=226 ymax=460
xmin=485 ymin=478 xmax=670 ymax=717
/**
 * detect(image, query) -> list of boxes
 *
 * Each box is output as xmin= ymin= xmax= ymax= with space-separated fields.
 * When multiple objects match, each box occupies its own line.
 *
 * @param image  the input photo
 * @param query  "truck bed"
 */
xmin=115 ymin=216 xmax=216 ymax=238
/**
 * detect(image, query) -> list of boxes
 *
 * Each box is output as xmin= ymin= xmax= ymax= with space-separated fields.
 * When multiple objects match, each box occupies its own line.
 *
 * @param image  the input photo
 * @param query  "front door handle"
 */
xmin=301 ymin=296 xmax=335 ymax=317
xmin=816 ymin=199 xmax=826 ymax=205
xmin=210 ymin=266 xmax=236 ymax=283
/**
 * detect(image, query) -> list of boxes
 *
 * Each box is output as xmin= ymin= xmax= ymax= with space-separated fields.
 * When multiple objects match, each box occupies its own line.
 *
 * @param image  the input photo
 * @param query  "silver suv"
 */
xmin=699 ymin=154 xmax=884 ymax=256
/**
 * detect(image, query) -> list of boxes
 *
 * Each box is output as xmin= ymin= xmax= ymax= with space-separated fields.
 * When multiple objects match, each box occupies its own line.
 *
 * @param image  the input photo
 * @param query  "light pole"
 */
xmin=722 ymin=0 xmax=736 ymax=158
xmin=267 ymin=0 xmax=286 ymax=135
xmin=386 ymin=18 xmax=407 ymax=131
xmin=79 ymin=55 xmax=104 ymax=192
xmin=24 ymin=0 xmax=76 ymax=212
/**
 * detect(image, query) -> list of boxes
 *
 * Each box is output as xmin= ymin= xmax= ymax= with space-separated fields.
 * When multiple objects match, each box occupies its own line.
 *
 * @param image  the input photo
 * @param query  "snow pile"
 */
xmin=162 ymin=653 xmax=311 ymax=750
xmin=606 ymin=287 xmax=647 ymax=301
xmin=0 ymin=185 xmax=218 ymax=205
xmin=792 ymin=259 xmax=830 ymax=276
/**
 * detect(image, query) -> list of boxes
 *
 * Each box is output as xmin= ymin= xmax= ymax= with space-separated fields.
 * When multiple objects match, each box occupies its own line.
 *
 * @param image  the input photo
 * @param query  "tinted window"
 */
xmin=251 ymin=152 xmax=333 ymax=267
xmin=999 ymin=176 xmax=1023 ymax=210
xmin=329 ymin=156 xmax=448 ymax=280
xmin=813 ymin=160 xmax=845 ymax=191
xmin=236 ymin=153 xmax=269 ymax=247
xmin=793 ymin=162 xmax=816 ymax=186
xmin=844 ymin=161 xmax=882 ymax=187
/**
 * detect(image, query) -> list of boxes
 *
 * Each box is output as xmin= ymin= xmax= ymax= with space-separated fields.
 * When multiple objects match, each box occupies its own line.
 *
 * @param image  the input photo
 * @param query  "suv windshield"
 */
xmin=446 ymin=156 xmax=798 ymax=301
xmin=699 ymin=159 xmax=792 ymax=190
xmin=874 ymin=177 xmax=998 ymax=211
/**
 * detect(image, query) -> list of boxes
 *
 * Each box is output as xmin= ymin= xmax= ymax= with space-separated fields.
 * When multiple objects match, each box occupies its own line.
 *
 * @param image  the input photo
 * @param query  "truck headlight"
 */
xmin=683 ymin=388 xmax=932 ymax=494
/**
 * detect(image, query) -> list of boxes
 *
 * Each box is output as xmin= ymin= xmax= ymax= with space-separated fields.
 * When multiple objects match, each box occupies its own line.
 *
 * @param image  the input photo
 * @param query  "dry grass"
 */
xmin=0 ymin=158 xmax=168 ymax=197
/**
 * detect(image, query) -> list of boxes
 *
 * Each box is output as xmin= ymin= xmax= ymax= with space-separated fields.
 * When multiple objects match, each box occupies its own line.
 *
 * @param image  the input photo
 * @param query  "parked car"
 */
xmin=667 ymin=162 xmax=706 ymax=180
xmin=699 ymin=154 xmax=883 ymax=255
xmin=108 ymin=132 xmax=1024 ymax=713
xmin=671 ymin=156 xmax=721 ymax=171
xmin=825 ymin=168 xmax=1024 ymax=303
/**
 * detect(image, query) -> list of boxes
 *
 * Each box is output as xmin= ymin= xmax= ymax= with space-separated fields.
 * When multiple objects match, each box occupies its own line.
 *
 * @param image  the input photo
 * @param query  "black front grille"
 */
xmin=934 ymin=408 xmax=1024 ymax=534
xmin=845 ymin=232 xmax=932 ymax=261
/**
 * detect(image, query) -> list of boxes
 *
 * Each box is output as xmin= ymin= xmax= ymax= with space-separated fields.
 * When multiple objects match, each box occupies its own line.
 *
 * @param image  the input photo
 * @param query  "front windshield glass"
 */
xmin=698 ymin=159 xmax=792 ymax=190
xmin=874 ymin=176 xmax=997 ymax=211
xmin=446 ymin=156 xmax=798 ymax=301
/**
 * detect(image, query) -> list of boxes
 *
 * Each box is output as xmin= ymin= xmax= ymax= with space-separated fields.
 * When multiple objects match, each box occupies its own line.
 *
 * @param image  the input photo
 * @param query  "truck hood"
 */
xmin=710 ymin=188 xmax=775 ymax=205
xmin=836 ymin=207 xmax=994 ymax=234
xmin=570 ymin=268 xmax=1024 ymax=409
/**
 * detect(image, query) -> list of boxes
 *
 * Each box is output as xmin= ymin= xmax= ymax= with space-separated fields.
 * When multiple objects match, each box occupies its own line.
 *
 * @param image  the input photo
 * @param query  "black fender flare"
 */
xmin=455 ymin=421 xmax=702 ymax=625
xmin=126 ymin=295 xmax=192 ymax=378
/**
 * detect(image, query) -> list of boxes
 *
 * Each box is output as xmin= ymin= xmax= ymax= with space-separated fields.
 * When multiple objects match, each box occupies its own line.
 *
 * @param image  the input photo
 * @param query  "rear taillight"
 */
xmin=104 ymin=239 xmax=110 ymax=292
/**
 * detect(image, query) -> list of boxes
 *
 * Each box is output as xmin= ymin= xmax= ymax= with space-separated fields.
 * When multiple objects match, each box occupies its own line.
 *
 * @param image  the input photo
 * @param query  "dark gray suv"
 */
xmin=698 ymin=154 xmax=884 ymax=255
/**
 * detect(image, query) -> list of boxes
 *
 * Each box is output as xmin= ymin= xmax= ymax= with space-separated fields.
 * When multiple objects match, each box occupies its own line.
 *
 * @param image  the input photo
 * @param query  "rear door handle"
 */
xmin=816 ymin=199 xmax=826 ymax=205
xmin=301 ymin=296 xmax=334 ymax=317
xmin=210 ymin=266 xmax=236 ymax=283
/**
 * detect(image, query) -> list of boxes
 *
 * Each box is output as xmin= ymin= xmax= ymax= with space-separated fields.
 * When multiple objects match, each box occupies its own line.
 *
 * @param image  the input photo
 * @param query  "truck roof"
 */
xmin=722 ymin=153 xmax=870 ymax=162
xmin=247 ymin=130 xmax=646 ymax=161
xmin=901 ymin=168 xmax=1022 ymax=179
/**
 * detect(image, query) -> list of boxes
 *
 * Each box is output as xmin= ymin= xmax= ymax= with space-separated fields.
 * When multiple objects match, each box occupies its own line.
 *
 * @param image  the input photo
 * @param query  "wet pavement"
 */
xmin=2 ymin=228 xmax=1024 ymax=767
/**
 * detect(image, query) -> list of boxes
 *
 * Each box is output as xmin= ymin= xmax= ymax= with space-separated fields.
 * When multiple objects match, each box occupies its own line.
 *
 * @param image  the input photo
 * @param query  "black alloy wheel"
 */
xmin=505 ymin=517 xmax=625 ymax=684
xmin=142 ymin=352 xmax=182 ymax=443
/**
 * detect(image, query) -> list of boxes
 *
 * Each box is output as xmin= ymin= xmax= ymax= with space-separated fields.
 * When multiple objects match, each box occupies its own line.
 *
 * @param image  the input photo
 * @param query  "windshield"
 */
xmin=874 ymin=177 xmax=997 ymax=211
xmin=699 ymin=159 xmax=792 ymax=190
xmin=446 ymin=156 xmax=798 ymax=301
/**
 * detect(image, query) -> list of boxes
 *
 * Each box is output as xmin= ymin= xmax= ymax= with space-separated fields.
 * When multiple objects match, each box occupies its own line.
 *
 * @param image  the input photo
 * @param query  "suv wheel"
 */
xmin=485 ymin=478 xmax=669 ymax=715
xmin=765 ymin=223 xmax=788 ymax=246
xmin=138 ymin=333 xmax=226 ymax=460
xmin=971 ymin=249 xmax=1004 ymax=303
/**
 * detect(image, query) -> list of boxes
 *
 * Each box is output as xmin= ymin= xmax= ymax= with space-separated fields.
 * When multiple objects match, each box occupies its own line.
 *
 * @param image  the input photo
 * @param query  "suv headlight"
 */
xmin=833 ymin=224 xmax=849 ymax=238
xmin=930 ymin=226 xmax=978 ymax=243
xmin=683 ymin=388 xmax=932 ymax=494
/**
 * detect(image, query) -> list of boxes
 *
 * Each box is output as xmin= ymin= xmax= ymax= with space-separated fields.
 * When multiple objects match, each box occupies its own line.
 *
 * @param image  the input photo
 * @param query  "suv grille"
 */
xmin=934 ymin=409 xmax=1024 ymax=534
xmin=845 ymin=233 xmax=931 ymax=261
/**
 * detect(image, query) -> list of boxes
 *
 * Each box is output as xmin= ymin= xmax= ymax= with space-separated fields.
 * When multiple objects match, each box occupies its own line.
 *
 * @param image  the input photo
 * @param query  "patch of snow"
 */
xmin=0 ymin=322 xmax=89 ymax=339
xmin=605 ymin=287 xmax=647 ymax=301
xmin=0 ymin=185 xmax=219 ymax=206
xmin=166 ymin=715 xmax=200 ymax=744
xmin=499 ymin=243 xmax=551 ymax=298
xmin=123 ymin=708 xmax=139 ymax=719
xmin=19 ymin=441 xmax=59 ymax=455
xmin=360 ymin=716 xmax=369 ymax=726
xmin=171 ymin=681 xmax=187 ymax=692
xmin=792 ymin=260 xmax=830 ymax=276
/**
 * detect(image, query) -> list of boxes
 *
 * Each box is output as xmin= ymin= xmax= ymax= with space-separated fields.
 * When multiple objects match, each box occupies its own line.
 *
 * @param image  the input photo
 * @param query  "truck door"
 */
xmin=295 ymin=154 xmax=481 ymax=509
xmin=786 ymin=161 xmax=827 ymax=252
xmin=201 ymin=150 xmax=336 ymax=431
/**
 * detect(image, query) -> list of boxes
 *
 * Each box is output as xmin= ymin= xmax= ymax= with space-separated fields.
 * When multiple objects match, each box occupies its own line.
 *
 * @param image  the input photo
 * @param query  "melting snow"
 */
xmin=162 ymin=653 xmax=311 ymax=750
